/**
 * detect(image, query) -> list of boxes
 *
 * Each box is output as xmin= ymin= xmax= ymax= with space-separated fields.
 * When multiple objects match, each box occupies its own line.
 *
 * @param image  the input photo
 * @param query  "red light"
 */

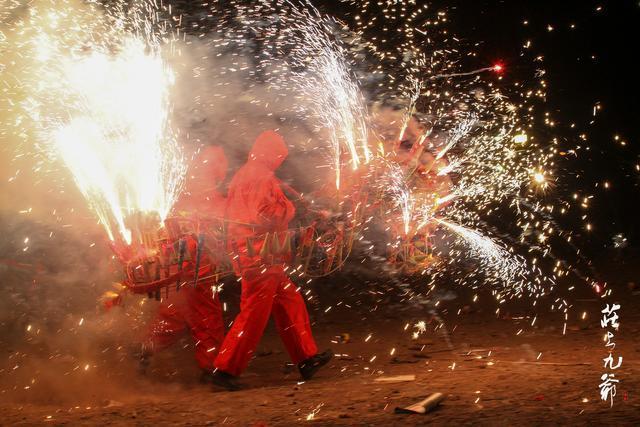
xmin=492 ymin=63 xmax=504 ymax=73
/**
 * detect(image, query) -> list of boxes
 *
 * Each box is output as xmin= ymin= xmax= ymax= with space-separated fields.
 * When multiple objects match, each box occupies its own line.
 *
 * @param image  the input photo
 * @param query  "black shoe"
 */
xmin=210 ymin=370 xmax=243 ymax=391
xmin=298 ymin=349 xmax=334 ymax=380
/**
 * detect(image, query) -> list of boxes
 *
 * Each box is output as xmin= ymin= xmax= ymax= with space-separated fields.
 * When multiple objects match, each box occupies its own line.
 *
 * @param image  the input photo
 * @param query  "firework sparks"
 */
xmin=53 ymin=40 xmax=183 ymax=244
xmin=436 ymin=218 xmax=550 ymax=297
xmin=386 ymin=161 xmax=415 ymax=236
xmin=2 ymin=0 xmax=185 ymax=245
xmin=277 ymin=2 xmax=371 ymax=189
xmin=434 ymin=114 xmax=477 ymax=161
xmin=397 ymin=77 xmax=422 ymax=143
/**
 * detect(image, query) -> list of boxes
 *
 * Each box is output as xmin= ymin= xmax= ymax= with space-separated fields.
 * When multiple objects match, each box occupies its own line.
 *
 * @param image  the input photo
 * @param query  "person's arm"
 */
xmin=256 ymin=178 xmax=295 ymax=230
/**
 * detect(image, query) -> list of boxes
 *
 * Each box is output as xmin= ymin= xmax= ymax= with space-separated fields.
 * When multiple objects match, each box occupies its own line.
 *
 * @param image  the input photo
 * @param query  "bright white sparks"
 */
xmin=435 ymin=114 xmax=477 ymax=161
xmin=272 ymin=2 xmax=371 ymax=189
xmin=52 ymin=40 xmax=183 ymax=244
xmin=436 ymin=218 xmax=548 ymax=296
xmin=6 ymin=1 xmax=185 ymax=244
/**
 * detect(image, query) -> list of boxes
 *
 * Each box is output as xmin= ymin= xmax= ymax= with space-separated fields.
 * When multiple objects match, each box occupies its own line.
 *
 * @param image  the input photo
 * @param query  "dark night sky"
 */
xmin=451 ymin=0 xmax=640 ymax=251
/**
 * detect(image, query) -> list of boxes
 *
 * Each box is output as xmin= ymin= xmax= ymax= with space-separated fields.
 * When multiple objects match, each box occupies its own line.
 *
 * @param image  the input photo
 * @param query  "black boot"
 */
xmin=298 ymin=349 xmax=334 ymax=380
xmin=210 ymin=370 xmax=243 ymax=391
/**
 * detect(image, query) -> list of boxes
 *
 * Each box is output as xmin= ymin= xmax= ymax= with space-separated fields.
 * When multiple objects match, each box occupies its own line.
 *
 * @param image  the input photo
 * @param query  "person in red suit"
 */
xmin=212 ymin=130 xmax=332 ymax=391
xmin=140 ymin=146 xmax=227 ymax=380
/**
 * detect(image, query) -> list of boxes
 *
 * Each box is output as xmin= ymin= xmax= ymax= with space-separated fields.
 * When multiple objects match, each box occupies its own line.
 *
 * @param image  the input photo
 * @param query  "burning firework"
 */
xmin=2 ymin=0 xmax=185 ymax=247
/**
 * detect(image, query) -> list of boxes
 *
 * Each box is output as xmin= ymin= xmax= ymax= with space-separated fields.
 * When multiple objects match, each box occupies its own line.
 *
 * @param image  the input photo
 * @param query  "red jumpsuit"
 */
xmin=143 ymin=146 xmax=227 ymax=371
xmin=214 ymin=131 xmax=318 ymax=376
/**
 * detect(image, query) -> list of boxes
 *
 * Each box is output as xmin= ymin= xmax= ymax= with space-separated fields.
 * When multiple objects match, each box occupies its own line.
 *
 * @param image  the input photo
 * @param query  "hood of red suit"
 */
xmin=248 ymin=130 xmax=288 ymax=171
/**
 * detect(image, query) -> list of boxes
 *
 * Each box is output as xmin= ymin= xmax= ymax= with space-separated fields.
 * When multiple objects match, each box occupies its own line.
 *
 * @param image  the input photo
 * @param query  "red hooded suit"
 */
xmin=214 ymin=131 xmax=318 ymax=376
xmin=143 ymin=146 xmax=227 ymax=371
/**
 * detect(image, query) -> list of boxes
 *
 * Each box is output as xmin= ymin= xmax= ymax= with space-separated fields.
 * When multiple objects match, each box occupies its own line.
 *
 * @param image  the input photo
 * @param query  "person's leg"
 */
xmin=141 ymin=298 xmax=187 ymax=362
xmin=214 ymin=270 xmax=278 ymax=376
xmin=183 ymin=284 xmax=226 ymax=370
xmin=271 ymin=268 xmax=319 ymax=364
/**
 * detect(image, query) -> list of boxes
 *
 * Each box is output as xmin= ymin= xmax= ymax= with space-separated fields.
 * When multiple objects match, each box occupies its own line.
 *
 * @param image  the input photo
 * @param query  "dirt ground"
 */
xmin=1 ymin=280 xmax=638 ymax=426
